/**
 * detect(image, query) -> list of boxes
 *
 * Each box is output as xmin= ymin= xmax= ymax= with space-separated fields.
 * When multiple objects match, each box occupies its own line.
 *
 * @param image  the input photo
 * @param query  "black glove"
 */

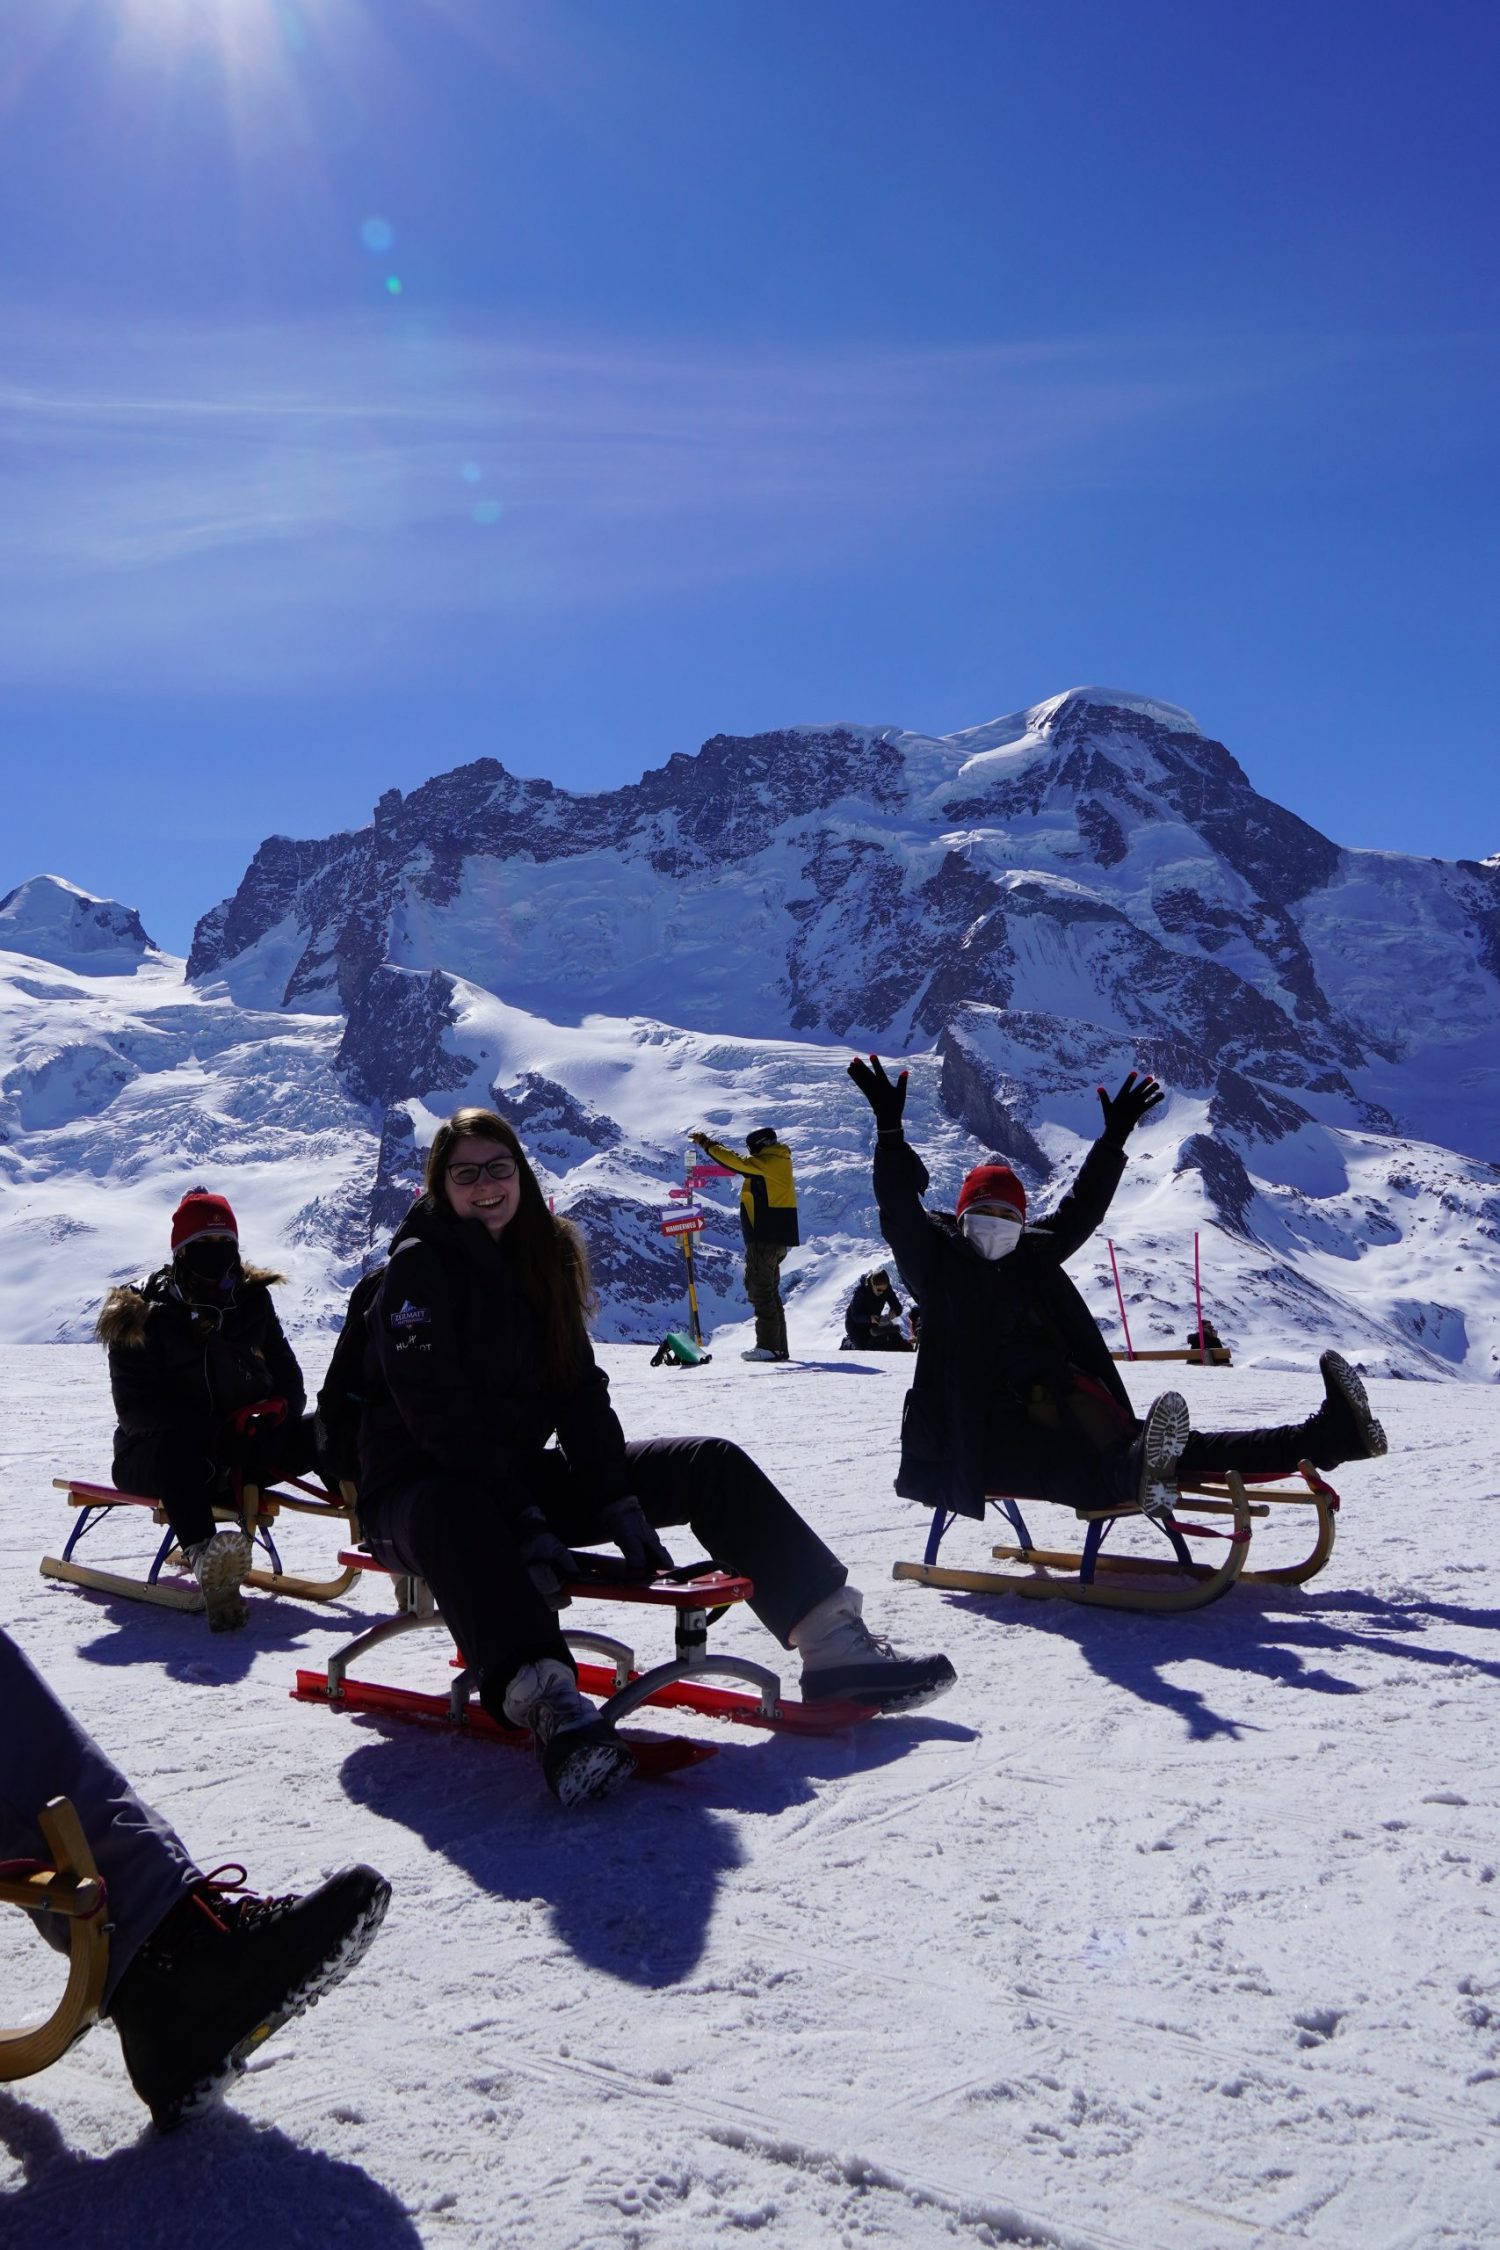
xmin=1096 ymin=1071 xmax=1165 ymax=1148
xmin=597 ymin=1496 xmax=675 ymax=1581
xmin=515 ymin=1506 xmax=582 ymax=1610
xmin=848 ymin=1054 xmax=908 ymax=1136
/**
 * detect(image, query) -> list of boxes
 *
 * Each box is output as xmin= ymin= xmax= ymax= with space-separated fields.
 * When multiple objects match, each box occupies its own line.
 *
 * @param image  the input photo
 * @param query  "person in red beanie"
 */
xmin=96 ymin=1189 xmax=319 ymax=1629
xmin=848 ymin=1057 xmax=1387 ymax=1526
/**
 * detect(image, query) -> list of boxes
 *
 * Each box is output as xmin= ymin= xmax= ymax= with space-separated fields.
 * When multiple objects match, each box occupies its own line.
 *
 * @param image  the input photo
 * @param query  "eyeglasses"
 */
xmin=447 ymin=1156 xmax=518 ymax=1186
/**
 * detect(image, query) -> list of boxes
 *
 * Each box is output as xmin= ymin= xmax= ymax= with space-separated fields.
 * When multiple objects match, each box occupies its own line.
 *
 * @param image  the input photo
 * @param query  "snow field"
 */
xmin=3 ymin=1347 xmax=1498 ymax=2248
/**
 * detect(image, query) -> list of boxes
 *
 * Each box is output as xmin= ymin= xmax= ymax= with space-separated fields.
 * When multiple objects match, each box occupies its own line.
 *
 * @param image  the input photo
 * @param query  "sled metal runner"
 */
xmin=893 ymin=1462 xmax=1338 ymax=1613
xmin=41 ymin=1477 xmax=364 ymax=1612
xmin=0 ymin=1798 xmax=110 ymax=2080
xmin=294 ymin=1551 xmax=875 ymax=1771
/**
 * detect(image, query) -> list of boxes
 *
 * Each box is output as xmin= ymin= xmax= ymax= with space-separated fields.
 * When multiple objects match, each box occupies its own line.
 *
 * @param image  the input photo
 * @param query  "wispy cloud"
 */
xmin=0 ymin=307 xmax=1460 ymax=693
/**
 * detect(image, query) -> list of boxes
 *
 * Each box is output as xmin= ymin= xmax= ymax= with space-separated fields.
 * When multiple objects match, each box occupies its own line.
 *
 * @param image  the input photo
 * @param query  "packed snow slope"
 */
xmin=3 ymin=685 xmax=1499 ymax=1375
xmin=3 ymin=1346 xmax=1498 ymax=2250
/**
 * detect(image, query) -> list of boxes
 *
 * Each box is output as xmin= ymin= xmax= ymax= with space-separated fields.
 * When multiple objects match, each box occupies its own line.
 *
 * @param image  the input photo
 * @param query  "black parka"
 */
xmin=358 ymin=1196 xmax=631 ymax=1523
xmin=875 ymin=1134 xmax=1133 ymax=1519
xmin=99 ymin=1264 xmax=306 ymax=1447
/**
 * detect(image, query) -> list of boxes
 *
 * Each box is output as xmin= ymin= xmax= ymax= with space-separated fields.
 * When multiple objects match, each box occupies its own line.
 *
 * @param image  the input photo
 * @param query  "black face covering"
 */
xmin=178 ymin=1239 xmax=239 ymax=1291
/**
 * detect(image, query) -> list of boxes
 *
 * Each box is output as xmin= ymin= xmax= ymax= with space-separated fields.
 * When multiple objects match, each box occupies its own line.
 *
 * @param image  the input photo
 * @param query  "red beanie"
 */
xmin=955 ymin=1164 xmax=1027 ymax=1222
xmin=171 ymin=1188 xmax=239 ymax=1251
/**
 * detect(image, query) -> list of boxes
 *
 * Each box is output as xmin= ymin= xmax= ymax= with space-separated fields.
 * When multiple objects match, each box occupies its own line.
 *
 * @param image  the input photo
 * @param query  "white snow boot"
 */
xmin=792 ymin=1587 xmax=956 ymax=1712
xmin=185 ymin=1530 xmax=253 ymax=1633
xmin=501 ymin=1657 xmax=637 ymax=1807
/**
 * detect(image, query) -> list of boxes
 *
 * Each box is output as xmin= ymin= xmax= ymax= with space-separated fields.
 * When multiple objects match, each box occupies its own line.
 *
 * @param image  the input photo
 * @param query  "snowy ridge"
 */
xmin=1 ymin=686 xmax=1498 ymax=1374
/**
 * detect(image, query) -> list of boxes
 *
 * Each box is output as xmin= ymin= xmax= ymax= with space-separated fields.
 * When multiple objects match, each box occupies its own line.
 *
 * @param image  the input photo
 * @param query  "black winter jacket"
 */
xmin=358 ymin=1197 xmax=631 ymax=1524
xmin=99 ymin=1264 xmax=306 ymax=1448
xmin=875 ymin=1134 xmax=1133 ymax=1519
xmin=844 ymin=1274 xmax=904 ymax=1344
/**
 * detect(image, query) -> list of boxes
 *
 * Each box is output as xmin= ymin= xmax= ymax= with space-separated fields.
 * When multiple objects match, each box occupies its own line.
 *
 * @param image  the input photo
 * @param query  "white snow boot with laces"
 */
xmin=501 ymin=1657 xmax=637 ymax=1807
xmin=792 ymin=1587 xmax=956 ymax=1713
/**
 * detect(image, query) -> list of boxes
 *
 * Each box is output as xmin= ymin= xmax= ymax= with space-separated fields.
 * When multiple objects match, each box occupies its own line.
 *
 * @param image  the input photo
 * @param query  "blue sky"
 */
xmin=2 ymin=0 xmax=1496 ymax=952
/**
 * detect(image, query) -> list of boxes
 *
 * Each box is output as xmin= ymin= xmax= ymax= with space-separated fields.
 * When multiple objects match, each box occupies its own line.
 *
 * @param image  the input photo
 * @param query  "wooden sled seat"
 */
xmin=42 ymin=1477 xmax=365 ymax=1613
xmin=1109 ymin=1347 xmax=1233 ymax=1365
xmin=893 ymin=1461 xmax=1339 ymax=1614
xmin=294 ymin=1549 xmax=875 ymax=1772
xmin=0 ymin=1798 xmax=110 ymax=2080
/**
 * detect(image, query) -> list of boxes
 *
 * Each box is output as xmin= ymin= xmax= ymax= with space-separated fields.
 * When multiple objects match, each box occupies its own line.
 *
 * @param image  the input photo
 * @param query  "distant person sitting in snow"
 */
xmin=355 ymin=1107 xmax=954 ymax=1808
xmin=1186 ymin=1318 xmax=1224 ymax=1354
xmin=842 ymin=1268 xmax=914 ymax=1352
xmin=848 ymin=1056 xmax=1388 ymax=1525
xmin=98 ymin=1189 xmax=322 ymax=1630
xmin=1 ymin=1622 xmax=388 ymax=2130
xmin=688 ymin=1124 xmax=798 ymax=1362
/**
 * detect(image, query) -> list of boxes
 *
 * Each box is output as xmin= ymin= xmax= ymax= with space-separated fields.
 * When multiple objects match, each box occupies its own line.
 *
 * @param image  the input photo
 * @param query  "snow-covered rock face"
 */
xmin=3 ymin=687 xmax=1498 ymax=1374
xmin=0 ymin=875 xmax=158 ymax=973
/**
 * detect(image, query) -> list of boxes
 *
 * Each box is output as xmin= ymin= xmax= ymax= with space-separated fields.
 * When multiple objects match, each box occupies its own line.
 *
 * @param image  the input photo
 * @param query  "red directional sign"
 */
xmin=687 ymin=1163 xmax=736 ymax=1184
xmin=660 ymin=1211 xmax=706 ymax=1237
xmin=668 ymin=1185 xmax=695 ymax=1201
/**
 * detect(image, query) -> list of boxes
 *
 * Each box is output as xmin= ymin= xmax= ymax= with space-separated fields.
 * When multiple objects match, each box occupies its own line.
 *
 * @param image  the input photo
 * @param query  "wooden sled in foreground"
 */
xmin=294 ymin=1551 xmax=876 ymax=1777
xmin=893 ymin=1461 xmax=1339 ymax=1614
xmin=0 ymin=1798 xmax=110 ymax=2080
xmin=41 ymin=1477 xmax=365 ymax=1614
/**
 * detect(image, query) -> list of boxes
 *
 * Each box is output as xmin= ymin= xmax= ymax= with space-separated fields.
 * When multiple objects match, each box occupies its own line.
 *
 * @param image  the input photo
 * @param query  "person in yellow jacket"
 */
xmin=689 ymin=1126 xmax=799 ymax=1362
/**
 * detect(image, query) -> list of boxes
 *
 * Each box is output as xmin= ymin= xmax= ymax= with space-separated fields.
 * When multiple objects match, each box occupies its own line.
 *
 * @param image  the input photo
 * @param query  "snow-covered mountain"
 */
xmin=3 ymin=691 xmax=1498 ymax=1375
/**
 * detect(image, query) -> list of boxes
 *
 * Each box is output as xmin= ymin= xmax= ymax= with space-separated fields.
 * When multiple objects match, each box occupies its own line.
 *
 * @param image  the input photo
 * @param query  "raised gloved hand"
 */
xmin=1096 ymin=1071 xmax=1165 ymax=1148
xmin=515 ymin=1506 xmax=582 ymax=1610
xmin=597 ymin=1496 xmax=675 ymax=1581
xmin=848 ymin=1054 xmax=908 ymax=1136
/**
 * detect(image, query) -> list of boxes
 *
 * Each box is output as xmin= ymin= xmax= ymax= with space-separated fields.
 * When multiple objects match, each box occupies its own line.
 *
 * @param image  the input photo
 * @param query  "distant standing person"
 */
xmin=689 ymin=1126 xmax=799 ymax=1362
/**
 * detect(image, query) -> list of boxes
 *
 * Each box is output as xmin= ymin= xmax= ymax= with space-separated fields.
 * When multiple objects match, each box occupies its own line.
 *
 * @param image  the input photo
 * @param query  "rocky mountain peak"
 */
xmin=0 ymin=875 xmax=158 ymax=971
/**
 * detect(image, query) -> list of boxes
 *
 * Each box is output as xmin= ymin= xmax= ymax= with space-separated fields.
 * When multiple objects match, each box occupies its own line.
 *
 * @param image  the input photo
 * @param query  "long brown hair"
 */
xmin=424 ymin=1106 xmax=595 ymax=1386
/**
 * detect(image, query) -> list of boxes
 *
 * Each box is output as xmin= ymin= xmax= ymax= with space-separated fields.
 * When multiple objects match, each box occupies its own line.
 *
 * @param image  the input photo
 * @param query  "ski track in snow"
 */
xmin=3 ymin=1347 xmax=1498 ymax=2249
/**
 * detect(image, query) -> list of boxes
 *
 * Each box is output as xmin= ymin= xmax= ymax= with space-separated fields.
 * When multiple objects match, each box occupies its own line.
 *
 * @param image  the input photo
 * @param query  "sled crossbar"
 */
xmin=294 ymin=1549 xmax=874 ymax=1766
xmin=41 ymin=1476 xmax=365 ymax=1611
xmin=893 ymin=1462 xmax=1339 ymax=1613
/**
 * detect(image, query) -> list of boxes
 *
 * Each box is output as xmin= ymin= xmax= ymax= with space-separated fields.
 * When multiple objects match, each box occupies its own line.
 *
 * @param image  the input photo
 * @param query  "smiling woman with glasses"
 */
xmin=351 ymin=1104 xmax=956 ymax=1809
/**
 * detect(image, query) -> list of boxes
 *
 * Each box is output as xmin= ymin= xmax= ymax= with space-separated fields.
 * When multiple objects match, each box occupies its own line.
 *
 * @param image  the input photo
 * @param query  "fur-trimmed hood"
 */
xmin=96 ymin=1264 xmax=287 ymax=1348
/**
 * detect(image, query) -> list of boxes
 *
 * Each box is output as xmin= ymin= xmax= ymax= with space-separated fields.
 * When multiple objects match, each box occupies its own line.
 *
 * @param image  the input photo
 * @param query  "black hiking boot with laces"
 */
xmin=108 ymin=1862 xmax=391 ymax=2128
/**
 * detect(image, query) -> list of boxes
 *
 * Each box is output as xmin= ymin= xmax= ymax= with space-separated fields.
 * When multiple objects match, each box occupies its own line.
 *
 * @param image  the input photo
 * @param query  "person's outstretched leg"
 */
xmin=0 ymin=1627 xmax=390 ymax=2125
xmin=0 ymin=1626 xmax=198 ymax=2001
xmin=619 ymin=1436 xmax=956 ymax=1709
xmin=1179 ymin=1351 xmax=1388 ymax=1480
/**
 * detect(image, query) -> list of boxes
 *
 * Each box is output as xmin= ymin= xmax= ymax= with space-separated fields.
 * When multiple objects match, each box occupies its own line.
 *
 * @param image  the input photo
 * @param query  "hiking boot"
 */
xmin=1132 ymin=1391 xmax=1190 ymax=1516
xmin=185 ymin=1530 xmax=253 ymax=1631
xmin=501 ymin=1657 xmax=637 ymax=1807
xmin=1316 ymin=1350 xmax=1388 ymax=1461
xmin=108 ymin=1863 xmax=391 ymax=2129
xmin=792 ymin=1587 xmax=956 ymax=1712
xmin=741 ymin=1347 xmax=780 ymax=1362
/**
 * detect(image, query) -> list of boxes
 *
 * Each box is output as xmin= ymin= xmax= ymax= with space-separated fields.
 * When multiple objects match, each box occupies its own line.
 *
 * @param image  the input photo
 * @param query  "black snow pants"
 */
xmin=359 ymin=1434 xmax=847 ymax=1719
xmin=114 ymin=1415 xmax=321 ymax=1549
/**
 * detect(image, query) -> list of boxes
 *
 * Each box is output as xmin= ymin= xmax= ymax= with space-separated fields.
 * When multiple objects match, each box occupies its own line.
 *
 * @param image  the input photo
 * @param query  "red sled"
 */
xmin=293 ymin=1551 xmax=875 ymax=1777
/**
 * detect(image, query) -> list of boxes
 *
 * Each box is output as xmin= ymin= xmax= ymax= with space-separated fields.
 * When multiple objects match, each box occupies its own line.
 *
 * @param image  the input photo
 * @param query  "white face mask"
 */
xmin=961 ymin=1210 xmax=1023 ymax=1261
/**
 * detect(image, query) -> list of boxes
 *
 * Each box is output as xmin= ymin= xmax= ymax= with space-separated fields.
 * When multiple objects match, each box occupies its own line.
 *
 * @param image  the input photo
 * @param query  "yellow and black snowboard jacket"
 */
xmin=698 ymin=1137 xmax=800 ymax=1249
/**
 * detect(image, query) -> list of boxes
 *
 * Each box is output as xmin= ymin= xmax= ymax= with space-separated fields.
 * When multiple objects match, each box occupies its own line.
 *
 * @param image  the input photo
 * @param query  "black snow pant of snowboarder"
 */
xmin=985 ymin=1373 xmax=1363 ymax=1515
xmin=113 ymin=1414 xmax=321 ymax=1550
xmin=744 ymin=1243 xmax=789 ymax=1357
xmin=0 ymin=1627 xmax=199 ymax=2000
xmin=360 ymin=1434 xmax=847 ymax=1719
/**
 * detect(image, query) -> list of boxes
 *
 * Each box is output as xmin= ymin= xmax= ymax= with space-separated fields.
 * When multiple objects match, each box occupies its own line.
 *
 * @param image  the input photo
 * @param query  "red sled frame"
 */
xmin=293 ymin=1551 xmax=875 ymax=1776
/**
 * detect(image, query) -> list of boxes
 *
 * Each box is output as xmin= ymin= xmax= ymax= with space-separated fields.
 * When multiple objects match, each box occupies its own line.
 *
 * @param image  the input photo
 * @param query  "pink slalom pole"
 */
xmin=1107 ymin=1239 xmax=1134 ymax=1360
xmin=1194 ymin=1231 xmax=1205 ymax=1364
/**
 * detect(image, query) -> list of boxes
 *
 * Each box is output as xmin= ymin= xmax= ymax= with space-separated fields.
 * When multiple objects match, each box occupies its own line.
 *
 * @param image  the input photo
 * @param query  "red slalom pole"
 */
xmin=1107 ymin=1238 xmax=1134 ymax=1360
xmin=1194 ymin=1231 xmax=1205 ymax=1364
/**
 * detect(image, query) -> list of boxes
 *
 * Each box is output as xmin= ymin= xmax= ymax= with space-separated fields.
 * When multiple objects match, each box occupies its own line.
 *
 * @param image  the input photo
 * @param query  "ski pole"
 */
xmin=1107 ymin=1239 xmax=1134 ymax=1360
